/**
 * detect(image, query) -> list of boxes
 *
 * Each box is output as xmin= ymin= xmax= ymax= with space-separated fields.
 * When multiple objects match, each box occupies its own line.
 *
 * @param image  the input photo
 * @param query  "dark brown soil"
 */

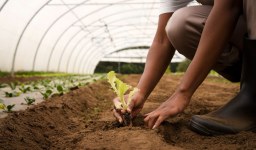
xmin=0 ymin=74 xmax=255 ymax=150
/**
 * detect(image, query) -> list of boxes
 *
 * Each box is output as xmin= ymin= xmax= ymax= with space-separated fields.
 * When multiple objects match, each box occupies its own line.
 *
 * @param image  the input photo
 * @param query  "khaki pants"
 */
xmin=166 ymin=0 xmax=255 ymax=82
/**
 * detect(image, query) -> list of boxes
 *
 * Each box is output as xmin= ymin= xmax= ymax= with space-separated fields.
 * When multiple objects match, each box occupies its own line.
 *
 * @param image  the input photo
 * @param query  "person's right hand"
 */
xmin=113 ymin=91 xmax=146 ymax=123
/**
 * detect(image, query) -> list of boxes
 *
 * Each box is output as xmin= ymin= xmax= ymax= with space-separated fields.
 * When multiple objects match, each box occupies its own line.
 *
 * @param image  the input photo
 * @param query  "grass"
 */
xmin=0 ymin=71 xmax=78 ymax=78
xmin=0 ymin=71 xmax=9 ymax=77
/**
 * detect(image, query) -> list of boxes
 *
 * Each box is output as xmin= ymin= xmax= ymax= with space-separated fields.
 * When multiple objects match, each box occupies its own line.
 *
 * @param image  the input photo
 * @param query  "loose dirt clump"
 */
xmin=0 ymin=74 xmax=255 ymax=149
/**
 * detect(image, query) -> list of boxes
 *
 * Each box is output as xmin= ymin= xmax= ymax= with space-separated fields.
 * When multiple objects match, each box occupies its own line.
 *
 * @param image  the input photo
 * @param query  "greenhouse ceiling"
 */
xmin=0 ymin=0 xmax=184 ymax=74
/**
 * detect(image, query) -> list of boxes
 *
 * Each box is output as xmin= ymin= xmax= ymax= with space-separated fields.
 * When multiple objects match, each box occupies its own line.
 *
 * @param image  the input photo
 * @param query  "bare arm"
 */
xmin=144 ymin=0 xmax=243 ymax=129
xmin=137 ymin=13 xmax=175 ymax=100
xmin=113 ymin=13 xmax=176 ymax=122
xmin=178 ymin=0 xmax=242 ymax=97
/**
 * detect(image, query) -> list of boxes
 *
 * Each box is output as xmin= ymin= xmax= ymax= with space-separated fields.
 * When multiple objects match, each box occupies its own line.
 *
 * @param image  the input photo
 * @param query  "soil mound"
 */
xmin=0 ymin=75 xmax=255 ymax=149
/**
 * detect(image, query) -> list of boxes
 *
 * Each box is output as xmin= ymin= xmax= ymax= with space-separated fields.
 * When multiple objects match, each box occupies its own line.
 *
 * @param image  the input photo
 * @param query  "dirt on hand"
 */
xmin=0 ymin=74 xmax=255 ymax=150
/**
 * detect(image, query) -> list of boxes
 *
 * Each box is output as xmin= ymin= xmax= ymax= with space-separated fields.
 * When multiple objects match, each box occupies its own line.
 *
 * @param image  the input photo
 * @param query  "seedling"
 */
xmin=5 ymin=91 xmax=21 ymax=97
xmin=56 ymin=85 xmax=65 ymax=95
xmin=40 ymin=89 xmax=53 ymax=99
xmin=24 ymin=97 xmax=35 ymax=105
xmin=107 ymin=71 xmax=139 ymax=125
xmin=0 ymin=99 xmax=5 ymax=110
xmin=0 ymin=83 xmax=8 ymax=88
xmin=8 ymin=82 xmax=18 ymax=90
xmin=6 ymin=104 xmax=15 ymax=112
xmin=19 ymin=85 xmax=31 ymax=93
xmin=0 ymin=99 xmax=15 ymax=112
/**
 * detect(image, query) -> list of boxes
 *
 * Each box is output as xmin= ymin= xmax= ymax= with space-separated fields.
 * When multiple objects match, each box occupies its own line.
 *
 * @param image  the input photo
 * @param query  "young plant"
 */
xmin=40 ymin=89 xmax=53 ymax=99
xmin=0 ymin=99 xmax=5 ymax=110
xmin=8 ymin=82 xmax=18 ymax=90
xmin=56 ymin=85 xmax=65 ymax=95
xmin=19 ymin=85 xmax=31 ymax=93
xmin=0 ymin=99 xmax=15 ymax=112
xmin=5 ymin=91 xmax=21 ymax=97
xmin=24 ymin=97 xmax=35 ymax=105
xmin=0 ymin=83 xmax=8 ymax=88
xmin=107 ymin=71 xmax=139 ymax=125
xmin=6 ymin=104 xmax=15 ymax=112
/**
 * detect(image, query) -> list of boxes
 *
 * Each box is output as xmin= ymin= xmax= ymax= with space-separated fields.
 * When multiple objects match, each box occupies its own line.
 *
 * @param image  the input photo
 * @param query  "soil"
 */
xmin=0 ymin=76 xmax=47 ymax=84
xmin=0 ymin=74 xmax=255 ymax=150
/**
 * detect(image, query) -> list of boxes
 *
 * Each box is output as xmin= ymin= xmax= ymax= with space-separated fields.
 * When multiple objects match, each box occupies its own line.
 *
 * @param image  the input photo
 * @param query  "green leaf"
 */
xmin=5 ymin=91 xmax=20 ymax=97
xmin=24 ymin=97 xmax=35 ymax=105
xmin=107 ymin=71 xmax=118 ymax=95
xmin=9 ymin=82 xmax=17 ymax=90
xmin=0 ymin=83 xmax=8 ymax=88
xmin=0 ymin=99 xmax=6 ymax=110
xmin=40 ymin=89 xmax=53 ymax=99
xmin=6 ymin=104 xmax=15 ymax=112
xmin=127 ymin=87 xmax=139 ymax=106
xmin=107 ymin=71 xmax=139 ymax=110
xmin=0 ymin=103 xmax=5 ymax=110
xmin=57 ymin=85 xmax=64 ymax=93
xmin=19 ymin=85 xmax=31 ymax=93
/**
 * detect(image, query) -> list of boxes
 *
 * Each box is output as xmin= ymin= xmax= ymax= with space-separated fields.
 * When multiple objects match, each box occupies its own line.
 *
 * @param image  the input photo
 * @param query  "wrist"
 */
xmin=175 ymin=85 xmax=194 ymax=100
xmin=135 ymin=88 xmax=147 ymax=102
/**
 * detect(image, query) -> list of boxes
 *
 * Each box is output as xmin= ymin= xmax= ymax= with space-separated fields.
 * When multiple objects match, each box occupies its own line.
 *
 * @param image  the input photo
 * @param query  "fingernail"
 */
xmin=152 ymin=125 xmax=157 ymax=129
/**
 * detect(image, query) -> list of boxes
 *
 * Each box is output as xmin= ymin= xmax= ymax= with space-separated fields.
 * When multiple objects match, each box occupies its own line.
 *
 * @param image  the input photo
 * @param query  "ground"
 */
xmin=0 ymin=74 xmax=255 ymax=150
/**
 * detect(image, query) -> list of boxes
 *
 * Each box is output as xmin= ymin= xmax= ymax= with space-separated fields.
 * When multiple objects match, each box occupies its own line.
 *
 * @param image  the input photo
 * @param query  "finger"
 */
xmin=144 ymin=112 xmax=158 ymax=129
xmin=148 ymin=115 xmax=158 ymax=129
xmin=152 ymin=116 xmax=165 ymax=129
xmin=113 ymin=98 xmax=123 ymax=108
xmin=144 ymin=113 xmax=152 ymax=122
xmin=144 ymin=113 xmax=150 ymax=117
xmin=113 ymin=109 xmax=123 ymax=123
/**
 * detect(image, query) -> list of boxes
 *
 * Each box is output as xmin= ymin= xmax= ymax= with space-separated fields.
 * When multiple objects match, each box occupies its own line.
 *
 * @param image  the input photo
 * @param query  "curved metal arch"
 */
xmin=37 ymin=0 xmax=134 ymax=71
xmin=81 ymin=38 xmax=152 ymax=73
xmin=33 ymin=0 xmax=91 ymax=71
xmin=84 ymin=44 xmax=150 ymax=74
xmin=0 ymin=0 xmax=9 ymax=12
xmin=11 ymin=0 xmax=52 ymax=76
xmin=66 ymin=16 xmax=156 ymax=73
xmin=74 ymin=28 xmax=154 ymax=73
xmin=55 ymin=14 xmax=153 ymax=72
xmin=76 ymin=34 xmax=151 ymax=72
xmin=107 ymin=46 xmax=150 ymax=55
xmin=79 ymin=37 xmax=152 ymax=73
xmin=48 ymin=6 xmax=158 ymax=73
xmin=88 ymin=45 xmax=150 ymax=74
xmin=67 ymin=25 xmax=155 ymax=73
xmin=56 ymin=28 xmax=83 ymax=71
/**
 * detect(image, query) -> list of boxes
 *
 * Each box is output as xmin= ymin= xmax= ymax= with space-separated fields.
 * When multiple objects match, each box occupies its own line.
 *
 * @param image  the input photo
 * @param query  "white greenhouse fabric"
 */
xmin=0 ymin=0 xmax=185 ymax=74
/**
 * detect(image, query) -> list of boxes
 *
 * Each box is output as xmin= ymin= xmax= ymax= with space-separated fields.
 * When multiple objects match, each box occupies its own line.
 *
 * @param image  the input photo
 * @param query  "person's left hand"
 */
xmin=144 ymin=91 xmax=191 ymax=129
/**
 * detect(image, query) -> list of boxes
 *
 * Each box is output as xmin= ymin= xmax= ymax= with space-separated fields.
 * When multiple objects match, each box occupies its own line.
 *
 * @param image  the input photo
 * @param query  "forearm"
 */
xmin=137 ymin=41 xmax=175 ymax=99
xmin=135 ymin=13 xmax=175 ymax=100
xmin=178 ymin=0 xmax=242 ymax=97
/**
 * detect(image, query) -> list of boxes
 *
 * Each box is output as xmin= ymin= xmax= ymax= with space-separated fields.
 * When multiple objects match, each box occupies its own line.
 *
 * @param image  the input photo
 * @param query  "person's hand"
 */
xmin=113 ymin=91 xmax=146 ymax=123
xmin=144 ymin=91 xmax=191 ymax=129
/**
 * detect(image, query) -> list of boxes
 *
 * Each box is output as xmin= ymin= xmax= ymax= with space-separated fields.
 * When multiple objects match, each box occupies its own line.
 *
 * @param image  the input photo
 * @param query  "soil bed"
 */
xmin=0 ymin=74 xmax=255 ymax=150
xmin=0 ymin=76 xmax=47 ymax=84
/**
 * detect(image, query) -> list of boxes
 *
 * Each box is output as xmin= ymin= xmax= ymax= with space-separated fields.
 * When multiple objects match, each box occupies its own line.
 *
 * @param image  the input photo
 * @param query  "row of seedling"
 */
xmin=0 ymin=96 xmax=36 ymax=113
xmin=0 ymin=74 xmax=105 ymax=112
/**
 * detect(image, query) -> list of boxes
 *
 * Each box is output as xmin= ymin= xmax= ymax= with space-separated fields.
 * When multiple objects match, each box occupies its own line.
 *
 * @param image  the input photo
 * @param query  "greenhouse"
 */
xmin=0 ymin=0 xmax=255 ymax=149
xmin=0 ymin=0 xmax=185 ymax=75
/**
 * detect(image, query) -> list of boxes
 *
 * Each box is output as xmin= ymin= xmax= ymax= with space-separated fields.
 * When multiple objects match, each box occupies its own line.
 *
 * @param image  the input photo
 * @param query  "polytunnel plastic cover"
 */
xmin=0 ymin=0 xmax=185 ymax=74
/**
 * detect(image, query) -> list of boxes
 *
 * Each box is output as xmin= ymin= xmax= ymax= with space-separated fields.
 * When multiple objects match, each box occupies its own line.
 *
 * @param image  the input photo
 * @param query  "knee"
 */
xmin=165 ymin=7 xmax=195 ymax=57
